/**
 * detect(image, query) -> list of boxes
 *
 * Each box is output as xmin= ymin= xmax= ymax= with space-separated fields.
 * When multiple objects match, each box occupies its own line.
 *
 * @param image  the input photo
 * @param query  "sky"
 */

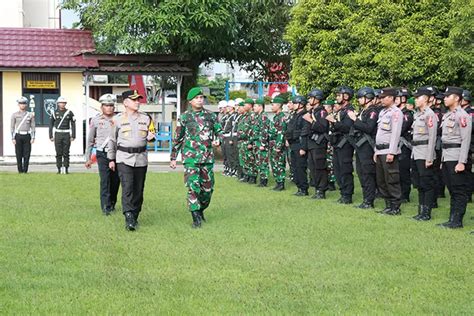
xmin=61 ymin=9 xmax=79 ymax=29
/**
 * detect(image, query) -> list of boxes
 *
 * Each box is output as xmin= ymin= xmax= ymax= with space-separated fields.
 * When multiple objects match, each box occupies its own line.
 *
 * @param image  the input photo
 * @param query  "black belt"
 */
xmin=442 ymin=143 xmax=461 ymax=149
xmin=375 ymin=144 xmax=389 ymax=150
xmin=117 ymin=146 xmax=147 ymax=153
xmin=412 ymin=140 xmax=429 ymax=146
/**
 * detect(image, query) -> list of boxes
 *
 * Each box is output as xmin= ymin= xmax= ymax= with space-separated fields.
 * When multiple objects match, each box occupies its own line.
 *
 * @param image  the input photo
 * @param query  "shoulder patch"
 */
xmin=427 ymin=116 xmax=433 ymax=128
xmin=460 ymin=116 xmax=467 ymax=128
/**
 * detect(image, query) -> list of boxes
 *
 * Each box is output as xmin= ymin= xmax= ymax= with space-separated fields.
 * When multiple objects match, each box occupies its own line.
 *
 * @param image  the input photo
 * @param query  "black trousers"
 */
xmin=376 ymin=154 xmax=401 ymax=206
xmin=333 ymin=143 xmax=354 ymax=197
xmin=411 ymin=159 xmax=435 ymax=208
xmin=117 ymin=163 xmax=147 ymax=218
xmin=14 ymin=134 xmax=31 ymax=173
xmin=97 ymin=151 xmax=120 ymax=212
xmin=399 ymin=146 xmax=412 ymax=200
xmin=308 ymin=147 xmax=328 ymax=192
xmin=433 ymin=150 xmax=445 ymax=197
xmin=54 ymin=132 xmax=71 ymax=168
xmin=355 ymin=144 xmax=376 ymax=203
xmin=442 ymin=161 xmax=470 ymax=224
xmin=224 ymin=137 xmax=238 ymax=171
xmin=291 ymin=148 xmax=308 ymax=191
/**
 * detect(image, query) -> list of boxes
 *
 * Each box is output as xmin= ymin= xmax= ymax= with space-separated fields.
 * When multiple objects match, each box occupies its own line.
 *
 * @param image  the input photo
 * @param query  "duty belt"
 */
xmin=117 ymin=145 xmax=147 ymax=153
xmin=16 ymin=131 xmax=30 ymax=135
xmin=411 ymin=140 xmax=429 ymax=146
xmin=442 ymin=143 xmax=461 ymax=149
xmin=223 ymin=133 xmax=232 ymax=137
xmin=375 ymin=143 xmax=390 ymax=150
xmin=55 ymin=129 xmax=71 ymax=133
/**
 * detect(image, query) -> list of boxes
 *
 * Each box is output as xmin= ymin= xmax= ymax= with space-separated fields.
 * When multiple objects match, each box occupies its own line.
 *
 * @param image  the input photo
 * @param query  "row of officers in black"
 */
xmin=10 ymin=96 xmax=76 ymax=174
xmin=284 ymin=86 xmax=472 ymax=230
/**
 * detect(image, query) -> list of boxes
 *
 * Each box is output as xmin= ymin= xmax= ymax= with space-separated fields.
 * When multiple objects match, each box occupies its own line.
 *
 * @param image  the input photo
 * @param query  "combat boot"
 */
xmin=311 ymin=190 xmax=325 ymax=199
xmin=248 ymin=176 xmax=257 ymax=184
xmin=378 ymin=200 xmax=392 ymax=214
xmin=294 ymin=189 xmax=309 ymax=197
xmin=124 ymin=212 xmax=136 ymax=231
xmin=436 ymin=209 xmax=454 ymax=227
xmin=337 ymin=195 xmax=352 ymax=204
xmin=418 ymin=205 xmax=432 ymax=221
xmin=191 ymin=211 xmax=202 ymax=228
xmin=443 ymin=211 xmax=463 ymax=229
xmin=385 ymin=203 xmax=401 ymax=215
xmin=197 ymin=209 xmax=206 ymax=222
xmin=57 ymin=167 xmax=61 ymax=174
xmin=65 ymin=167 xmax=69 ymax=174
xmin=412 ymin=205 xmax=423 ymax=220
xmin=273 ymin=182 xmax=285 ymax=191
xmin=328 ymin=182 xmax=336 ymax=191
xmin=356 ymin=200 xmax=374 ymax=209
xmin=258 ymin=178 xmax=268 ymax=187
xmin=239 ymin=175 xmax=248 ymax=182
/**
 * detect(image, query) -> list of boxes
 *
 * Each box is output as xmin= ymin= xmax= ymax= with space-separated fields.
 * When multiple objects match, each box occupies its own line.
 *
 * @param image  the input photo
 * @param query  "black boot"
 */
xmin=378 ymin=200 xmax=392 ymax=213
xmin=239 ymin=175 xmax=248 ymax=182
xmin=436 ymin=209 xmax=455 ymax=227
xmin=337 ymin=195 xmax=352 ymax=204
xmin=248 ymin=176 xmax=257 ymax=184
xmin=311 ymin=190 xmax=326 ymax=199
xmin=124 ymin=212 xmax=136 ymax=231
xmin=197 ymin=209 xmax=206 ymax=222
xmin=191 ymin=211 xmax=202 ymax=228
xmin=294 ymin=189 xmax=309 ymax=196
xmin=65 ymin=167 xmax=69 ymax=174
xmin=272 ymin=182 xmax=285 ymax=191
xmin=57 ymin=167 xmax=61 ymax=174
xmin=443 ymin=211 xmax=463 ymax=229
xmin=257 ymin=178 xmax=268 ymax=187
xmin=413 ymin=205 xmax=423 ymax=220
xmin=418 ymin=205 xmax=432 ymax=221
xmin=385 ymin=202 xmax=401 ymax=215
xmin=356 ymin=200 xmax=374 ymax=209
xmin=328 ymin=182 xmax=336 ymax=191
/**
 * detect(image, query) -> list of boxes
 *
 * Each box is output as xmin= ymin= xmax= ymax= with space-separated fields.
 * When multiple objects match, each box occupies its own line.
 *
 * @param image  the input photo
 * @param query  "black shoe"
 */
xmin=311 ymin=190 xmax=325 ymax=199
xmin=436 ymin=221 xmax=452 ymax=227
xmin=124 ymin=212 xmax=136 ymax=231
xmin=356 ymin=201 xmax=374 ymax=209
xmin=431 ymin=201 xmax=438 ymax=209
xmin=413 ymin=205 xmax=423 ymax=220
xmin=103 ymin=209 xmax=112 ymax=216
xmin=294 ymin=189 xmax=309 ymax=197
xmin=198 ymin=210 xmax=206 ymax=222
xmin=247 ymin=176 xmax=257 ymax=184
xmin=57 ymin=168 xmax=61 ymax=174
xmin=418 ymin=205 xmax=432 ymax=221
xmin=191 ymin=211 xmax=202 ymax=228
xmin=328 ymin=182 xmax=336 ymax=191
xmin=257 ymin=179 xmax=268 ymax=187
xmin=442 ymin=222 xmax=463 ymax=229
xmin=65 ymin=167 xmax=69 ymax=174
xmin=273 ymin=182 xmax=285 ymax=191
xmin=239 ymin=175 xmax=248 ymax=182
xmin=337 ymin=196 xmax=352 ymax=204
xmin=385 ymin=207 xmax=401 ymax=216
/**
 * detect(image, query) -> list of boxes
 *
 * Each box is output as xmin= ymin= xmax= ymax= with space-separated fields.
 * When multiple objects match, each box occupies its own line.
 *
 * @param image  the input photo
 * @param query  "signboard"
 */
xmin=26 ymin=80 xmax=57 ymax=89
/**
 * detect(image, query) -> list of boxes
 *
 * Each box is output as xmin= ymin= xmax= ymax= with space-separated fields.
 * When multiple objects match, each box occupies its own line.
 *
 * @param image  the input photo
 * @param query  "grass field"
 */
xmin=1 ymin=171 xmax=473 ymax=314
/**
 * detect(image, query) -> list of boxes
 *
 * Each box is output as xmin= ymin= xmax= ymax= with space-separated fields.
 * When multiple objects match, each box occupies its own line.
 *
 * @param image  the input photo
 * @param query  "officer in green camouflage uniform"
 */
xmin=237 ymin=99 xmax=255 ymax=183
xmin=269 ymin=96 xmax=287 ymax=191
xmin=252 ymin=98 xmax=271 ymax=187
xmin=170 ymin=87 xmax=223 ymax=228
xmin=244 ymin=98 xmax=258 ymax=184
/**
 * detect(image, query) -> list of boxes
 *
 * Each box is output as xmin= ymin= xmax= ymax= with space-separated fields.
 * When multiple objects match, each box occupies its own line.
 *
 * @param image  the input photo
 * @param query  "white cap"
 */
xmin=235 ymin=98 xmax=244 ymax=105
xmin=56 ymin=96 xmax=67 ymax=103
xmin=227 ymin=100 xmax=235 ymax=107
xmin=218 ymin=100 xmax=228 ymax=108
xmin=99 ymin=93 xmax=116 ymax=105
xmin=17 ymin=96 xmax=28 ymax=104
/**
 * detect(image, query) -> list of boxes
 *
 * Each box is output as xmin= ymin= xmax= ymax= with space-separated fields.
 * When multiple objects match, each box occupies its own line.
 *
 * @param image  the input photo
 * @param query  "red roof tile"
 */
xmin=0 ymin=28 xmax=98 ymax=68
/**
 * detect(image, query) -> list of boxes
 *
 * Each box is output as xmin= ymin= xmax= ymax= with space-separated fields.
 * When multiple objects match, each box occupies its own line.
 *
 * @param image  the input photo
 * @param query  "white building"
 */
xmin=0 ymin=0 xmax=60 ymax=29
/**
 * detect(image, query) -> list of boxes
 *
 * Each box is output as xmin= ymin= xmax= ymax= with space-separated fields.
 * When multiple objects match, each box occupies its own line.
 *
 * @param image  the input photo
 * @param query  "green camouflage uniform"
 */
xmin=237 ymin=112 xmax=256 ymax=177
xmin=171 ymin=109 xmax=223 ymax=212
xmin=269 ymin=111 xmax=287 ymax=183
xmin=252 ymin=111 xmax=270 ymax=180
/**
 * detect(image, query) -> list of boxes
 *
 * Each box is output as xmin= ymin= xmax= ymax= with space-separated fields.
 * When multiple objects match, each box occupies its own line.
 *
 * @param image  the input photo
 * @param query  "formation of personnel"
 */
xmin=219 ymin=85 xmax=473 ymax=230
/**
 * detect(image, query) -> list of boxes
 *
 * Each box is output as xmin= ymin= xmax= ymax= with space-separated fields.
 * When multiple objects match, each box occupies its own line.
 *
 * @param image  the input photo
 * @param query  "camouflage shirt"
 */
xmin=237 ymin=112 xmax=252 ymax=142
xmin=251 ymin=112 xmax=270 ymax=148
xmin=170 ymin=108 xmax=223 ymax=165
xmin=269 ymin=111 xmax=287 ymax=150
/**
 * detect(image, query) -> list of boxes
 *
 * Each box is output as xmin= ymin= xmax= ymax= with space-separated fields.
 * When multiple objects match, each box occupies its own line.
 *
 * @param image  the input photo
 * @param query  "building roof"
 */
xmin=0 ymin=27 xmax=98 ymax=69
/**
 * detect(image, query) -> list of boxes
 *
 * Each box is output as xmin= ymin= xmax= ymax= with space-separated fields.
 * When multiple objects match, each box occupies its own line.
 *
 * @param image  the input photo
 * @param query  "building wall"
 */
xmin=2 ymin=71 xmax=84 ymax=158
xmin=0 ymin=0 xmax=60 ymax=28
xmin=0 ymin=0 xmax=23 ymax=27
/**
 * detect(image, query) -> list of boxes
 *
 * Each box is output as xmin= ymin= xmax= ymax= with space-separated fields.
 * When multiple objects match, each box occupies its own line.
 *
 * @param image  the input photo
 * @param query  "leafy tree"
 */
xmin=62 ymin=0 xmax=293 ymax=108
xmin=285 ymin=0 xmax=473 ymax=94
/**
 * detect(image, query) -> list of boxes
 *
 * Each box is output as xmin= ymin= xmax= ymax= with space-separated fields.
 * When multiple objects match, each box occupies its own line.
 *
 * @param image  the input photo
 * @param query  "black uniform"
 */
xmin=463 ymin=105 xmax=474 ymax=201
xmin=399 ymin=107 xmax=414 ymax=202
xmin=302 ymin=105 xmax=329 ymax=197
xmin=286 ymin=109 xmax=309 ymax=194
xmin=351 ymin=105 xmax=379 ymax=206
xmin=49 ymin=109 xmax=76 ymax=171
xmin=331 ymin=104 xmax=355 ymax=202
xmin=432 ymin=106 xmax=446 ymax=202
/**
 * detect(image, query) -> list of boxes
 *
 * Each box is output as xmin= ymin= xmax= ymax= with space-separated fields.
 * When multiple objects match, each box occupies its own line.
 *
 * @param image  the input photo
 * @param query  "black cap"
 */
xmin=443 ymin=86 xmax=463 ymax=97
xmin=379 ymin=87 xmax=397 ymax=97
xmin=397 ymin=88 xmax=410 ymax=97
xmin=413 ymin=87 xmax=434 ymax=97
xmin=122 ymin=90 xmax=143 ymax=100
xmin=462 ymin=90 xmax=472 ymax=101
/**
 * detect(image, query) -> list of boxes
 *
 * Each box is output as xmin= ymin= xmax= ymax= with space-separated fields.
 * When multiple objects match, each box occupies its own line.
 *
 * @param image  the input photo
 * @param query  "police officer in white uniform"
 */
xmin=10 ymin=96 xmax=35 ymax=173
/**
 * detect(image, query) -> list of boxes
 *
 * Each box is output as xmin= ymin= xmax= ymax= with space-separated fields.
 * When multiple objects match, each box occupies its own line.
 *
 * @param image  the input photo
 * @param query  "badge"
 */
xmin=370 ymin=112 xmax=376 ymax=120
xmin=383 ymin=123 xmax=389 ymax=129
xmin=427 ymin=116 xmax=433 ymax=128
xmin=460 ymin=117 xmax=467 ymax=128
xmin=419 ymin=127 xmax=425 ymax=133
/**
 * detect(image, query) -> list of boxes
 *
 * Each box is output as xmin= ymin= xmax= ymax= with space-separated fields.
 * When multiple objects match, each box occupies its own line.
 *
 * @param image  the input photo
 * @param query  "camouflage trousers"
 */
xmin=238 ymin=141 xmax=247 ymax=174
xmin=184 ymin=163 xmax=214 ymax=212
xmin=254 ymin=144 xmax=269 ymax=180
xmin=270 ymin=141 xmax=286 ymax=183
xmin=239 ymin=141 xmax=257 ymax=177
xmin=326 ymin=144 xmax=336 ymax=184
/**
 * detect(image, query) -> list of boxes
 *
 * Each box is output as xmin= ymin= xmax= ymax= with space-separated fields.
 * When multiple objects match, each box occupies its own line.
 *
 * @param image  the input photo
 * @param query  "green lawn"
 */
xmin=1 ymin=171 xmax=473 ymax=314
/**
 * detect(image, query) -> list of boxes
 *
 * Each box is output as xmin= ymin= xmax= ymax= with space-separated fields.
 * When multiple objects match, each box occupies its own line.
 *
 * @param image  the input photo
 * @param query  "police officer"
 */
xmin=461 ymin=90 xmax=473 ymax=203
xmin=374 ymin=88 xmax=403 ymax=215
xmin=430 ymin=88 xmax=446 ymax=204
xmin=437 ymin=87 xmax=472 ymax=229
xmin=10 ymin=96 xmax=35 ymax=173
xmin=269 ymin=96 xmax=287 ymax=191
xmin=108 ymin=90 xmax=155 ymax=231
xmin=348 ymin=87 xmax=378 ymax=208
xmin=396 ymin=88 xmax=414 ymax=203
xmin=218 ymin=100 xmax=230 ymax=175
xmin=326 ymin=86 xmax=355 ymax=204
xmin=302 ymin=89 xmax=329 ymax=199
xmin=286 ymin=96 xmax=309 ymax=196
xmin=85 ymin=94 xmax=120 ymax=216
xmin=49 ymin=96 xmax=76 ymax=174
xmin=411 ymin=87 xmax=438 ymax=221
xmin=223 ymin=100 xmax=238 ymax=177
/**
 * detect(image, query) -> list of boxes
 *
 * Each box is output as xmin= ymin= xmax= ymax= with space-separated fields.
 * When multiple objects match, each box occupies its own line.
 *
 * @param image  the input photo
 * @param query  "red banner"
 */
xmin=128 ymin=75 xmax=147 ymax=104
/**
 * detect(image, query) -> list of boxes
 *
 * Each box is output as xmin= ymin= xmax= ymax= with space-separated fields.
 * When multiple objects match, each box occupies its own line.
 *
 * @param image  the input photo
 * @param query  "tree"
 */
xmin=62 ymin=0 xmax=293 ymax=108
xmin=285 ymin=0 xmax=474 ymax=95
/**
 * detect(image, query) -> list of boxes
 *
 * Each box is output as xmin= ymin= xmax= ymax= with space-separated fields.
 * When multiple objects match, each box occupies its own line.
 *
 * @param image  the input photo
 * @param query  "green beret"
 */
xmin=187 ymin=87 xmax=203 ymax=101
xmin=407 ymin=97 xmax=415 ymax=105
xmin=244 ymin=98 xmax=255 ymax=105
xmin=238 ymin=101 xmax=245 ymax=106
xmin=322 ymin=100 xmax=335 ymax=106
xmin=272 ymin=96 xmax=285 ymax=104
xmin=255 ymin=98 xmax=265 ymax=105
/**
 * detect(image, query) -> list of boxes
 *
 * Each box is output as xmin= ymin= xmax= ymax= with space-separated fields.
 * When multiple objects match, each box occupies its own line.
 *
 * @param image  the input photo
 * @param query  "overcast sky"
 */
xmin=61 ymin=9 xmax=79 ymax=29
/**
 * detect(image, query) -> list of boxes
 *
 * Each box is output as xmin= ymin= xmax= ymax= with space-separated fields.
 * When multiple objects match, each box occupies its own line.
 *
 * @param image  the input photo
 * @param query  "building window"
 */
xmin=22 ymin=73 xmax=60 ymax=127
